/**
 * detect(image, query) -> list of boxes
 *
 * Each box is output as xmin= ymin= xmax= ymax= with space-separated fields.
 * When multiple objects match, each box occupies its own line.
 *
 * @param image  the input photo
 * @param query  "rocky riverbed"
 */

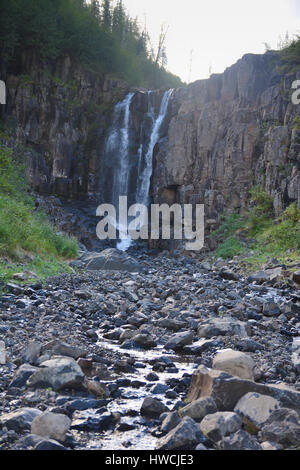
xmin=0 ymin=249 xmax=300 ymax=451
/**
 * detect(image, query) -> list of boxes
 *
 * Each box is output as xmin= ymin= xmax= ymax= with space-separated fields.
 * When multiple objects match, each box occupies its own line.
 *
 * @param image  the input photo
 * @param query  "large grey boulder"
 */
xmin=212 ymin=350 xmax=255 ymax=380
xmin=31 ymin=411 xmax=71 ymax=443
xmin=80 ymin=249 xmax=143 ymax=272
xmin=179 ymin=397 xmax=217 ymax=422
xmin=260 ymin=408 xmax=300 ymax=448
xmin=198 ymin=318 xmax=248 ymax=339
xmin=0 ymin=408 xmax=42 ymax=432
xmin=140 ymin=397 xmax=168 ymax=417
xmin=234 ymin=392 xmax=281 ymax=433
xmin=164 ymin=331 xmax=194 ymax=351
xmin=187 ymin=365 xmax=300 ymax=412
xmin=26 ymin=356 xmax=85 ymax=391
xmin=157 ymin=416 xmax=203 ymax=450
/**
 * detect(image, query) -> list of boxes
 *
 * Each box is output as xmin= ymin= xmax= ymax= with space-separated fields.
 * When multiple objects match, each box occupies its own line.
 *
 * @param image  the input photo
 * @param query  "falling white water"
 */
xmin=136 ymin=89 xmax=173 ymax=207
xmin=103 ymin=89 xmax=173 ymax=251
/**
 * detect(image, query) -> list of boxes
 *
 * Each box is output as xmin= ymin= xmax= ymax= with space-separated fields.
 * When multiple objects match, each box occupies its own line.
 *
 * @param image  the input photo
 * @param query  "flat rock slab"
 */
xmin=187 ymin=365 xmax=300 ymax=412
xmin=80 ymin=249 xmax=143 ymax=272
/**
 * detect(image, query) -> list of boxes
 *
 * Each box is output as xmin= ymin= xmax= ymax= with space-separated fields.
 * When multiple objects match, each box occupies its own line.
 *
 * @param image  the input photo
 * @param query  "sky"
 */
xmin=121 ymin=0 xmax=300 ymax=83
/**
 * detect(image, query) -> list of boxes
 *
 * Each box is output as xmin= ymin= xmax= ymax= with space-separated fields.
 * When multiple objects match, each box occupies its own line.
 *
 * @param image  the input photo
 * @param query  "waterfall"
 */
xmin=136 ymin=89 xmax=173 ymax=206
xmin=102 ymin=89 xmax=172 ymax=251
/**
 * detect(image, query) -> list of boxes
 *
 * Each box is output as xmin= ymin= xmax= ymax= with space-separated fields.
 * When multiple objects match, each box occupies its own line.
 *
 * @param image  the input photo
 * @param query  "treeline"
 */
xmin=0 ymin=0 xmax=183 ymax=89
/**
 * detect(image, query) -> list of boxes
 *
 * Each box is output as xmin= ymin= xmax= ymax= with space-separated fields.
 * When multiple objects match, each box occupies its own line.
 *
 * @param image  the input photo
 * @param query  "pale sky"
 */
xmin=121 ymin=0 xmax=300 ymax=82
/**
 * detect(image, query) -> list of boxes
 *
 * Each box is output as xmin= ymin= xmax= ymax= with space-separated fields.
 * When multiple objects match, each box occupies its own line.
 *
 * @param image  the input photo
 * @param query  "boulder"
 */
xmin=164 ymin=331 xmax=194 ymax=351
xmin=179 ymin=397 xmax=217 ymax=422
xmin=0 ymin=408 xmax=42 ymax=432
xmin=234 ymin=392 xmax=280 ymax=433
xmin=212 ymin=350 xmax=255 ymax=380
xmin=9 ymin=364 xmax=38 ymax=388
xmin=26 ymin=356 xmax=85 ymax=391
xmin=157 ymin=416 xmax=203 ymax=450
xmin=260 ymin=408 xmax=300 ymax=448
xmin=49 ymin=340 xmax=88 ymax=360
xmin=160 ymin=411 xmax=181 ymax=434
xmin=198 ymin=318 xmax=248 ymax=339
xmin=140 ymin=397 xmax=168 ymax=418
xmin=292 ymin=270 xmax=300 ymax=285
xmin=200 ymin=412 xmax=242 ymax=442
xmin=130 ymin=333 xmax=157 ymax=349
xmin=81 ymin=249 xmax=143 ymax=272
xmin=187 ymin=365 xmax=300 ymax=411
xmin=31 ymin=411 xmax=71 ymax=443
xmin=220 ymin=429 xmax=262 ymax=450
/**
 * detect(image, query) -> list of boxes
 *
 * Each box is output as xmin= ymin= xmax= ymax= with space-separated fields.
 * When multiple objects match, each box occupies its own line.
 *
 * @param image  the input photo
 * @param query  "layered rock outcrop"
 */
xmin=152 ymin=52 xmax=300 ymax=224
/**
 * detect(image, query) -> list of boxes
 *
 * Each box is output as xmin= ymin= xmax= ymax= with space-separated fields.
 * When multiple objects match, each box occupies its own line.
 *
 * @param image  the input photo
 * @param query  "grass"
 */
xmin=210 ymin=187 xmax=300 ymax=271
xmin=0 ymin=142 xmax=78 ymax=288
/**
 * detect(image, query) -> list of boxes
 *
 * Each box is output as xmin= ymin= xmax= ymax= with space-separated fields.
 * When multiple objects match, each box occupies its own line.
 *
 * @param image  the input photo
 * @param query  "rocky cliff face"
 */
xmin=2 ymin=51 xmax=130 ymax=199
xmin=152 ymin=52 xmax=300 ymax=232
xmin=1 ymin=51 xmax=299 ymax=249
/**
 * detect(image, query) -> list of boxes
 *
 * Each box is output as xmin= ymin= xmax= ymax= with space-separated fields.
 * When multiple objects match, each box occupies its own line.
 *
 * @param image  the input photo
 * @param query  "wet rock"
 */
xmin=27 ymin=356 xmax=85 ymax=391
xmin=212 ymin=350 xmax=255 ymax=380
xmin=179 ymin=397 xmax=217 ymax=422
xmin=165 ymin=331 xmax=194 ymax=351
xmin=31 ymin=411 xmax=71 ymax=443
xmin=0 ymin=408 xmax=42 ymax=432
xmin=150 ymin=383 xmax=169 ymax=394
xmin=81 ymin=249 xmax=143 ymax=272
xmin=156 ymin=416 xmax=203 ymax=450
xmin=260 ymin=408 xmax=300 ymax=448
xmin=200 ymin=412 xmax=242 ymax=443
xmin=183 ymin=339 xmax=220 ymax=355
xmin=234 ymin=393 xmax=281 ymax=433
xmin=220 ymin=429 xmax=262 ymax=450
xmin=146 ymin=372 xmax=159 ymax=382
xmin=140 ymin=397 xmax=168 ymax=418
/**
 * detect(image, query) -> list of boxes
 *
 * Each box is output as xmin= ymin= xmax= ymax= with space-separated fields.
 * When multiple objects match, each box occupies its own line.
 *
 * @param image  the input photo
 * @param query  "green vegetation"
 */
xmin=0 ymin=142 xmax=78 ymax=286
xmin=211 ymin=187 xmax=300 ymax=269
xmin=0 ymin=0 xmax=183 ymax=89
xmin=278 ymin=35 xmax=300 ymax=74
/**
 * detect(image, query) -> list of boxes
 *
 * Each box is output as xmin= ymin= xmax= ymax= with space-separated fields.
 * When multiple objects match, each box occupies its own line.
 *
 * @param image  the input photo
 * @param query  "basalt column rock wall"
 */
xmin=2 ymin=51 xmax=131 ymax=199
xmin=151 ymin=52 xmax=300 ymax=233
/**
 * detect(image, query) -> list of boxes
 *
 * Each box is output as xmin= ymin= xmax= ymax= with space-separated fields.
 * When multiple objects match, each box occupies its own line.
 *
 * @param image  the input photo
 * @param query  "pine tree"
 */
xmin=102 ymin=0 xmax=111 ymax=29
